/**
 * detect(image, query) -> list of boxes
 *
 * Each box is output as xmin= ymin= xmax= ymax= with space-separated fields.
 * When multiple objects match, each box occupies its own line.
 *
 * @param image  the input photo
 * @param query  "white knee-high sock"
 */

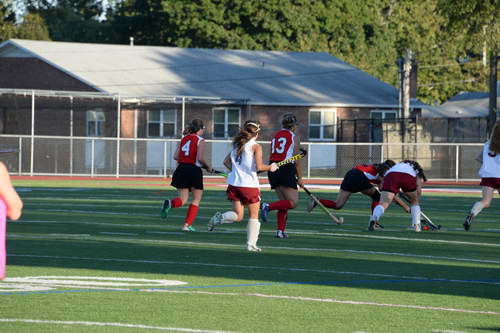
xmin=470 ymin=202 xmax=484 ymax=216
xmin=221 ymin=211 xmax=238 ymax=224
xmin=372 ymin=205 xmax=385 ymax=221
xmin=410 ymin=205 xmax=421 ymax=225
xmin=246 ymin=218 xmax=261 ymax=247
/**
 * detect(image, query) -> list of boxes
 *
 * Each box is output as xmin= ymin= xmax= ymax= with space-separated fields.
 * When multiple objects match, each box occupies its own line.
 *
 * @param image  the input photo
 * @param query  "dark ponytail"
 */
xmin=183 ymin=119 xmax=205 ymax=135
xmin=232 ymin=120 xmax=261 ymax=163
xmin=282 ymin=113 xmax=298 ymax=130
xmin=374 ymin=159 xmax=395 ymax=174
xmin=402 ymin=160 xmax=427 ymax=182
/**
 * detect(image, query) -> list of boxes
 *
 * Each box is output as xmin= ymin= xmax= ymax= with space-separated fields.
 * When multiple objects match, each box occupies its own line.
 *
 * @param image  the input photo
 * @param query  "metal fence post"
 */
xmin=18 ymin=137 xmax=22 ymax=176
xmin=91 ymin=138 xmax=95 ymax=177
xmin=455 ymin=144 xmax=460 ymax=182
xmin=116 ymin=94 xmax=121 ymax=178
xmin=30 ymin=90 xmax=35 ymax=176
xmin=163 ymin=140 xmax=168 ymax=178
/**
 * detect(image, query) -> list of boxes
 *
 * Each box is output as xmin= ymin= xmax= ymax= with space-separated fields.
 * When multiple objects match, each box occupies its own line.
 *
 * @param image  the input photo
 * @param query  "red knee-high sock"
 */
xmin=277 ymin=209 xmax=288 ymax=231
xmin=371 ymin=201 xmax=379 ymax=212
xmin=171 ymin=197 xmax=183 ymax=208
xmin=319 ymin=199 xmax=336 ymax=209
xmin=185 ymin=204 xmax=199 ymax=225
xmin=268 ymin=200 xmax=292 ymax=211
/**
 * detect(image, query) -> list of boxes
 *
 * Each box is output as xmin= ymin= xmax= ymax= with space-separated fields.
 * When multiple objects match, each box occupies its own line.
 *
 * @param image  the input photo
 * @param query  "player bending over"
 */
xmin=260 ymin=113 xmax=303 ymax=238
xmin=464 ymin=121 xmax=500 ymax=231
xmin=369 ymin=160 xmax=427 ymax=232
xmin=308 ymin=160 xmax=410 ymax=228
xmin=208 ymin=121 xmax=278 ymax=252
xmin=161 ymin=119 xmax=213 ymax=232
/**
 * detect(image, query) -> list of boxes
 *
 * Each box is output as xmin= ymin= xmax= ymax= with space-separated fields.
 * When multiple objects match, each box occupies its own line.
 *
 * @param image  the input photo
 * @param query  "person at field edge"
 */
xmin=308 ymin=160 xmax=411 ymax=229
xmin=464 ymin=121 xmax=500 ymax=231
xmin=208 ymin=120 xmax=278 ymax=252
xmin=0 ymin=161 xmax=23 ymax=280
xmin=260 ymin=113 xmax=304 ymax=239
xmin=161 ymin=119 xmax=213 ymax=232
xmin=369 ymin=160 xmax=427 ymax=232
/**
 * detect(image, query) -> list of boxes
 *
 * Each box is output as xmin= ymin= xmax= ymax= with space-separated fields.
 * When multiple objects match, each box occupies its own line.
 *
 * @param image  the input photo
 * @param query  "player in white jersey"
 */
xmin=369 ymin=160 xmax=427 ymax=232
xmin=464 ymin=122 xmax=500 ymax=230
xmin=207 ymin=120 xmax=278 ymax=252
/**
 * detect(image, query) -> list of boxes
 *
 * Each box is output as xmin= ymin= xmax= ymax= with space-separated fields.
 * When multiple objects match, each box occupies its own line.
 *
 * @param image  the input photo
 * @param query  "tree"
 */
xmin=0 ymin=2 xmax=17 ymax=42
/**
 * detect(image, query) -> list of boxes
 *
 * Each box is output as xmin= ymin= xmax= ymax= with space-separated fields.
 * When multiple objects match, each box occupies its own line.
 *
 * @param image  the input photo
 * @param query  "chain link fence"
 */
xmin=0 ymin=134 xmax=484 ymax=181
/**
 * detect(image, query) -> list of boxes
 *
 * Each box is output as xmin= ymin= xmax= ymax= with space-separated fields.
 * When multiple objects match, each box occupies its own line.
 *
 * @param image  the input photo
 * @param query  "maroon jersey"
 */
xmin=269 ymin=129 xmax=295 ymax=162
xmin=178 ymin=134 xmax=202 ymax=166
xmin=354 ymin=164 xmax=381 ymax=184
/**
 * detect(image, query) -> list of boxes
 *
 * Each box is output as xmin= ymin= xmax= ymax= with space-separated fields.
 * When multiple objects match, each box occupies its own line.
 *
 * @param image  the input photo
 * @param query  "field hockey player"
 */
xmin=160 ymin=119 xmax=213 ymax=232
xmin=370 ymin=160 xmax=427 ymax=232
xmin=260 ymin=113 xmax=303 ymax=238
xmin=464 ymin=121 xmax=500 ymax=231
xmin=308 ymin=160 xmax=410 ymax=228
xmin=207 ymin=120 xmax=278 ymax=252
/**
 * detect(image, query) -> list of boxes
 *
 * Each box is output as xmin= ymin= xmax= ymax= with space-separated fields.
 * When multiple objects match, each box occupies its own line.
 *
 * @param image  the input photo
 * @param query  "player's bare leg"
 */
xmin=464 ymin=186 xmax=495 ymax=231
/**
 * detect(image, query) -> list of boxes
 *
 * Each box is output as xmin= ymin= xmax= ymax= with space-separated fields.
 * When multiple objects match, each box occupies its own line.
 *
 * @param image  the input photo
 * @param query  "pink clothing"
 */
xmin=0 ymin=199 xmax=7 ymax=280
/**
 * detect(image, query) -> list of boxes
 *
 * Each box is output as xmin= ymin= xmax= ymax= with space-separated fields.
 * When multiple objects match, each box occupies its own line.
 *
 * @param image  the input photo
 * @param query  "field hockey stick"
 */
xmin=257 ymin=148 xmax=307 ymax=174
xmin=275 ymin=148 xmax=307 ymax=167
xmin=398 ymin=192 xmax=441 ymax=230
xmin=301 ymin=185 xmax=344 ymax=225
xmin=212 ymin=169 xmax=228 ymax=177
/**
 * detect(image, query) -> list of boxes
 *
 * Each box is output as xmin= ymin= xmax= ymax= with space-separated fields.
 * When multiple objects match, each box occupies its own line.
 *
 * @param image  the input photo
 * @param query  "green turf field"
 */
xmin=1 ymin=179 xmax=499 ymax=333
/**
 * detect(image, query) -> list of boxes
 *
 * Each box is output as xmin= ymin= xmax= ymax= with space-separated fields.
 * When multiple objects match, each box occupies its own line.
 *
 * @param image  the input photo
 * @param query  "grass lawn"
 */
xmin=0 ymin=178 xmax=499 ymax=333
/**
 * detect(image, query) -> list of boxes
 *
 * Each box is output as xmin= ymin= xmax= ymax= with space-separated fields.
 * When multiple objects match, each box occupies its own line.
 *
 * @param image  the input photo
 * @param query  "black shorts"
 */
xmin=340 ymin=168 xmax=374 ymax=193
xmin=171 ymin=163 xmax=203 ymax=190
xmin=268 ymin=163 xmax=297 ymax=190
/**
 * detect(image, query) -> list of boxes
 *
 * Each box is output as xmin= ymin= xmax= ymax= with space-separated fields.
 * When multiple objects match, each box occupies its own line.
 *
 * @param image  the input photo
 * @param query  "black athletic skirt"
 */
xmin=340 ymin=168 xmax=374 ymax=193
xmin=268 ymin=163 xmax=297 ymax=190
xmin=171 ymin=163 xmax=203 ymax=190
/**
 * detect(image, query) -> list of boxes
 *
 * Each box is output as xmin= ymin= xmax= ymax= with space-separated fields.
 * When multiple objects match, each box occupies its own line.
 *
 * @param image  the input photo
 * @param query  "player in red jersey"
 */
xmin=308 ymin=160 xmax=410 ymax=227
xmin=260 ymin=113 xmax=303 ymax=238
xmin=464 ymin=121 xmax=500 ymax=230
xmin=161 ymin=119 xmax=213 ymax=231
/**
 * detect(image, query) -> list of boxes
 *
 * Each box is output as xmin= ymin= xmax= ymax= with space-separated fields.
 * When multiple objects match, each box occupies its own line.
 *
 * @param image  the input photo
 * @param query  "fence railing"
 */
xmin=0 ymin=134 xmax=484 ymax=181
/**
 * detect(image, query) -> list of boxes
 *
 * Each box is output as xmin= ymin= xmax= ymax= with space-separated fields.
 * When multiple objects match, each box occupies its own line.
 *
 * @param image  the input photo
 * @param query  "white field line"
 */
xmin=9 ymin=236 xmax=500 ymax=265
xmin=9 ymin=254 xmax=500 ymax=285
xmin=0 ymin=319 xmax=238 ymax=333
xmin=143 ymin=289 xmax=500 ymax=316
xmin=98 ymin=232 xmax=139 ymax=236
xmin=13 ymin=218 xmax=500 ymax=247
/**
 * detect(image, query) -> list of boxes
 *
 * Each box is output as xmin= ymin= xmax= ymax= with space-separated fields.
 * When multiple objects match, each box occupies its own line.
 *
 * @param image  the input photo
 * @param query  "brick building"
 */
xmin=0 ymin=39 xmax=424 ymax=142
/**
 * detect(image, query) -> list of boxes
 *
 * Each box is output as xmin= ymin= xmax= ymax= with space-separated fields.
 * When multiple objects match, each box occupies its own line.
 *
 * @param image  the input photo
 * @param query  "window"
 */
xmin=147 ymin=109 xmax=176 ymax=137
xmin=213 ymin=108 xmax=240 ymax=138
xmin=370 ymin=110 xmax=397 ymax=142
xmin=86 ymin=110 xmax=105 ymax=136
xmin=309 ymin=109 xmax=336 ymax=140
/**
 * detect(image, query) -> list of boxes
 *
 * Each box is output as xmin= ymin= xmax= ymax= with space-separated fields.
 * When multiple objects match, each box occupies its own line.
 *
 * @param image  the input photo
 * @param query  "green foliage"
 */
xmin=1 ymin=2 xmax=50 ymax=42
xmin=11 ymin=0 xmax=497 ymax=104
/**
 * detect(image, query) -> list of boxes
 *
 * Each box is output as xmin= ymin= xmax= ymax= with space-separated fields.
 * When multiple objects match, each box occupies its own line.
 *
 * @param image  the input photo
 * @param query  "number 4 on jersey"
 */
xmin=181 ymin=140 xmax=191 ymax=156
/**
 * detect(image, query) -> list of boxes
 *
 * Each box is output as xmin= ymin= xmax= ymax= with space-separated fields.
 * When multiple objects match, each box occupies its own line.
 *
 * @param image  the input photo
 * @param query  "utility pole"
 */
xmin=487 ymin=52 xmax=498 ymax=135
xmin=399 ymin=50 xmax=412 ymax=120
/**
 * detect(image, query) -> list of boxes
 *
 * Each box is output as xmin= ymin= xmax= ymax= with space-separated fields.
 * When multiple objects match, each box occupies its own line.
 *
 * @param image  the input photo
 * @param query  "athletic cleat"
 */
xmin=463 ymin=212 xmax=474 ymax=231
xmin=410 ymin=223 xmax=421 ymax=232
xmin=368 ymin=220 xmax=376 ymax=231
xmin=373 ymin=221 xmax=384 ymax=230
xmin=208 ymin=212 xmax=222 ymax=231
xmin=307 ymin=198 xmax=317 ymax=213
xmin=275 ymin=230 xmax=288 ymax=238
xmin=182 ymin=225 xmax=196 ymax=232
xmin=247 ymin=244 xmax=262 ymax=252
xmin=260 ymin=203 xmax=270 ymax=222
xmin=160 ymin=200 xmax=171 ymax=219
